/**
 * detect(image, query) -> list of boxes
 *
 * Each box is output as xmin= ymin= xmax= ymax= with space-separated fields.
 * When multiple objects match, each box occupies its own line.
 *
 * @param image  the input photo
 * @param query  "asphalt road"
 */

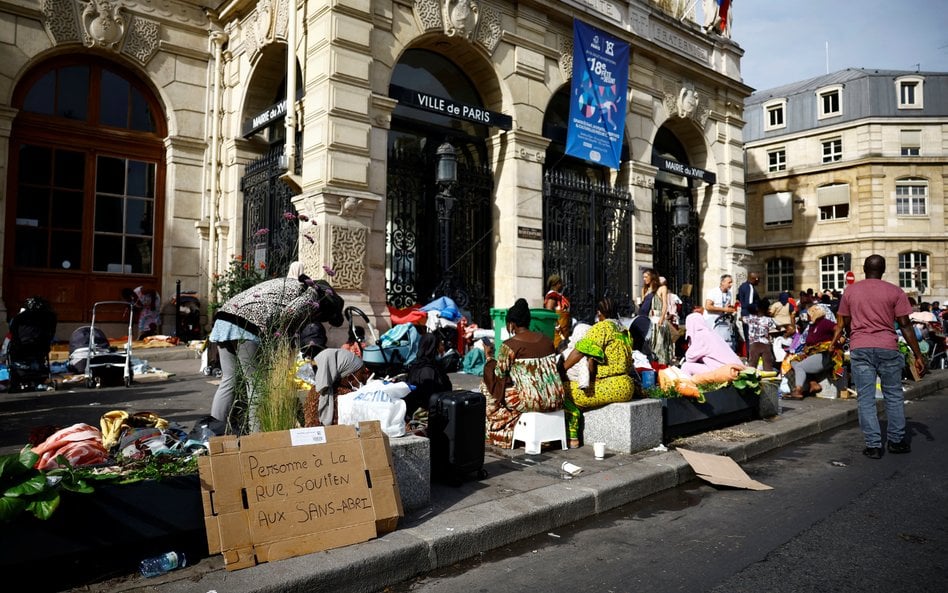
xmin=386 ymin=388 xmax=948 ymax=593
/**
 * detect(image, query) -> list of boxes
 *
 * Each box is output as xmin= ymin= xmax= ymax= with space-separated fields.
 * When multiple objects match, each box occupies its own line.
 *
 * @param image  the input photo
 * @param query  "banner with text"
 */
xmin=565 ymin=20 xmax=630 ymax=170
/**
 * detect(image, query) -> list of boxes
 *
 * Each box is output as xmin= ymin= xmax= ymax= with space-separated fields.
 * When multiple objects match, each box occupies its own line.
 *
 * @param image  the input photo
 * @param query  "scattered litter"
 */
xmin=417 ymin=510 xmax=433 ymax=519
xmin=650 ymin=444 xmax=668 ymax=452
xmin=445 ymin=527 xmax=454 ymax=531
xmin=831 ymin=461 xmax=848 ymax=467
xmin=532 ymin=550 xmax=538 ymax=553
xmin=561 ymin=461 xmax=583 ymax=476
xmin=547 ymin=532 xmax=561 ymax=538
xmin=904 ymin=400 xmax=913 ymax=405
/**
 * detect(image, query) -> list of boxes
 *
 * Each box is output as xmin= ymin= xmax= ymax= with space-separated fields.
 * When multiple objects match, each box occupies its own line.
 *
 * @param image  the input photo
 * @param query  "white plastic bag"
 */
xmin=336 ymin=381 xmax=410 ymax=438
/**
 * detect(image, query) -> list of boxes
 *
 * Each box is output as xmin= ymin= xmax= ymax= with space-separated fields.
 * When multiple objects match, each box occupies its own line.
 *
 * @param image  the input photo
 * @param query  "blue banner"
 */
xmin=565 ymin=20 xmax=630 ymax=170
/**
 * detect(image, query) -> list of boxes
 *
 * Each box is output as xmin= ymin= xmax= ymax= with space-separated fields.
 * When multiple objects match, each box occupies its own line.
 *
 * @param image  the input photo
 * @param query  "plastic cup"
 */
xmin=593 ymin=442 xmax=606 ymax=460
xmin=561 ymin=461 xmax=582 ymax=476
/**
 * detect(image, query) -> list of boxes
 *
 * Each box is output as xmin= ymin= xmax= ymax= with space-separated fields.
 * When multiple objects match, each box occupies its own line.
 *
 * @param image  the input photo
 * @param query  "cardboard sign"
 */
xmin=198 ymin=421 xmax=403 ymax=570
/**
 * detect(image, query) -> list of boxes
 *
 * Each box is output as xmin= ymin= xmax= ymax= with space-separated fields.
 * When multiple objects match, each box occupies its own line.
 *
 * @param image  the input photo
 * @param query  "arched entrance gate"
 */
xmin=384 ymin=49 xmax=502 ymax=327
xmin=541 ymin=87 xmax=635 ymax=324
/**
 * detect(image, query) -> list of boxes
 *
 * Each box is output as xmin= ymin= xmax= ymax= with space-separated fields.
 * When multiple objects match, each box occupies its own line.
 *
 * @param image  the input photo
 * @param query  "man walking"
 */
xmin=832 ymin=255 xmax=926 ymax=459
xmin=704 ymin=274 xmax=738 ymax=352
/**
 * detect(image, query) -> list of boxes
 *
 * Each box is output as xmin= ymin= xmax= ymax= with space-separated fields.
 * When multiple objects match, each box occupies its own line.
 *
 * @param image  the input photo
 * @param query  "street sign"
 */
xmin=845 ymin=271 xmax=855 ymax=285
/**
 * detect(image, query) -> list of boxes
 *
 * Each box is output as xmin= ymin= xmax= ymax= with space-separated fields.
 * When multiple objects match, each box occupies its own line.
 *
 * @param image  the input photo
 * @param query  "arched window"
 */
xmin=6 ymin=56 xmax=166 ymax=321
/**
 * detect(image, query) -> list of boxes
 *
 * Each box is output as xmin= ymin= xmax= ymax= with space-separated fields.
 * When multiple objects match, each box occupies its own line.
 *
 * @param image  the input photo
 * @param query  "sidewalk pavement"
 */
xmin=89 ymin=348 xmax=947 ymax=593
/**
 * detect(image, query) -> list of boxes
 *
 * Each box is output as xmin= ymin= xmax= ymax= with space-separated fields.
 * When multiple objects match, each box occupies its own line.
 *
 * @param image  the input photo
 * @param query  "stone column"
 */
xmin=489 ymin=129 xmax=550 ymax=309
xmin=296 ymin=1 xmax=387 ymax=336
xmin=0 ymin=106 xmax=16 ymax=328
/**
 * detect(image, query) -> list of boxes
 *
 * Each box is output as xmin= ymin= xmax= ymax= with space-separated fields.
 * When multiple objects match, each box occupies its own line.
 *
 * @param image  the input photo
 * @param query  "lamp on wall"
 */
xmin=672 ymin=193 xmax=691 ymax=229
xmin=435 ymin=141 xmax=459 ymax=299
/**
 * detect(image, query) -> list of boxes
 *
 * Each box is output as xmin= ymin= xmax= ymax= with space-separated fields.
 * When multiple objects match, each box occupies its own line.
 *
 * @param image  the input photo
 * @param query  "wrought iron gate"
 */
xmin=652 ymin=186 xmax=700 ymax=313
xmin=240 ymin=140 xmax=301 ymax=275
xmin=543 ymin=170 xmax=635 ymax=324
xmin=386 ymin=143 xmax=494 ymax=327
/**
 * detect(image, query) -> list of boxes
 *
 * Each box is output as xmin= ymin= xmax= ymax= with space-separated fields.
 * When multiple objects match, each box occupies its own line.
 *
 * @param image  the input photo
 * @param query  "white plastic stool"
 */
xmin=511 ymin=410 xmax=568 ymax=454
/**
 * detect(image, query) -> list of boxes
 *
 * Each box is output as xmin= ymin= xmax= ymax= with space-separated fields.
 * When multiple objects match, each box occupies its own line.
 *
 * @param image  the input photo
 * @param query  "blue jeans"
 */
xmin=850 ymin=348 xmax=906 ymax=448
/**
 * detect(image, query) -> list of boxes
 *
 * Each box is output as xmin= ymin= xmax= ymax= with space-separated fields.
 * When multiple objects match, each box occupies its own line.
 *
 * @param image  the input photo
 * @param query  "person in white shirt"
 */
xmin=704 ymin=274 xmax=737 ymax=352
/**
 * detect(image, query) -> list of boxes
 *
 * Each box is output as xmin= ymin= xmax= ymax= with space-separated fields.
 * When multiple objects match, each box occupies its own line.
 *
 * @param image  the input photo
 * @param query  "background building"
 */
xmin=2 ymin=0 xmax=752 ymax=340
xmin=744 ymin=68 xmax=947 ymax=303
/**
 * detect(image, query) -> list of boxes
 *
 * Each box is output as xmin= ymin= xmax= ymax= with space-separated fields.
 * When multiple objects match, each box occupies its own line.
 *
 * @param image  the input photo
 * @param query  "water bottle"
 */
xmin=139 ymin=551 xmax=186 ymax=577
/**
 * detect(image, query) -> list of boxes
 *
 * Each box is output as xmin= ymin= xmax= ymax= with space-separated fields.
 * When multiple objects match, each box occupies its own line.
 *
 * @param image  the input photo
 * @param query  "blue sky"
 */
xmin=725 ymin=0 xmax=948 ymax=92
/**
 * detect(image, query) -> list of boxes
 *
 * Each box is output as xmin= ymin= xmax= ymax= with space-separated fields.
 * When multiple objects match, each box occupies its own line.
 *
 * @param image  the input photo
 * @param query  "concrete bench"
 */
xmin=389 ymin=434 xmax=430 ymax=512
xmin=582 ymin=399 xmax=663 ymax=454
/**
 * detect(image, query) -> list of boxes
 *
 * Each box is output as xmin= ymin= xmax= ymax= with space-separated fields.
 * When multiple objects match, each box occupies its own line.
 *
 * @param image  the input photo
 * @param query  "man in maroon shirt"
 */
xmin=832 ymin=255 xmax=926 ymax=459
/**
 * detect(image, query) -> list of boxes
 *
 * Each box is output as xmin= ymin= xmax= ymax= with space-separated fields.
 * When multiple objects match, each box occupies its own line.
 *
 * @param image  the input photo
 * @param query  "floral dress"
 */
xmin=481 ymin=333 xmax=565 ymax=448
xmin=563 ymin=319 xmax=635 ymax=440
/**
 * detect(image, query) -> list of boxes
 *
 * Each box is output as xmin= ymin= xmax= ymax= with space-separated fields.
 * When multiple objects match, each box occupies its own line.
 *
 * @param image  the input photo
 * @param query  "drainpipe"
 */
xmin=207 ymin=30 xmax=228 ymax=304
xmin=280 ymin=0 xmax=302 ymax=192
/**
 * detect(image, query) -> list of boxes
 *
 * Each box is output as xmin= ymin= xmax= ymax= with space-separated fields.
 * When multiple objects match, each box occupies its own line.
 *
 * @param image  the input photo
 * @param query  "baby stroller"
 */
xmin=68 ymin=301 xmax=134 ymax=388
xmin=927 ymin=321 xmax=947 ymax=370
xmin=345 ymin=306 xmax=419 ymax=379
xmin=6 ymin=297 xmax=58 ymax=392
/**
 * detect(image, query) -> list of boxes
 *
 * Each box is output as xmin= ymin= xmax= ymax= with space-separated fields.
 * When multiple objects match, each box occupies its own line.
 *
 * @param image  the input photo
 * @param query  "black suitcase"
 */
xmin=428 ymin=390 xmax=488 ymax=485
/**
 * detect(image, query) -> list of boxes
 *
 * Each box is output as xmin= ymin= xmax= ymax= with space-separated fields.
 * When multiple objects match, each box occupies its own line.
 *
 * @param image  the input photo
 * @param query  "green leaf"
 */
xmin=26 ymin=490 xmax=61 ymax=521
xmin=0 ymin=496 xmax=27 ymax=523
xmin=5 ymin=473 xmax=47 ymax=497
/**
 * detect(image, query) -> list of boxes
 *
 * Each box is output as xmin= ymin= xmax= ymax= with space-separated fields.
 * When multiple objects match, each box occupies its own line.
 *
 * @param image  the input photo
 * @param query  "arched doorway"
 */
xmin=4 ymin=55 xmax=166 ymax=323
xmin=652 ymin=126 xmax=700 ymax=313
xmin=238 ymin=49 xmax=302 ymax=276
xmin=541 ymin=85 xmax=634 ymax=324
xmin=386 ymin=49 xmax=494 ymax=326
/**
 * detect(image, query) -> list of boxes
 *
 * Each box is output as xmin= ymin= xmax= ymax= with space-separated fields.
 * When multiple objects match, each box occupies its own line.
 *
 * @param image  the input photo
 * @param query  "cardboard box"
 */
xmin=198 ymin=421 xmax=403 ymax=570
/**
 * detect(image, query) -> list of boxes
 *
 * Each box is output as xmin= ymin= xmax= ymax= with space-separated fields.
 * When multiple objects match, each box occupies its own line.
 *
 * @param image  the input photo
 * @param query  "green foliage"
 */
xmin=209 ymin=254 xmax=265 ymax=317
xmin=0 ymin=448 xmax=95 ymax=523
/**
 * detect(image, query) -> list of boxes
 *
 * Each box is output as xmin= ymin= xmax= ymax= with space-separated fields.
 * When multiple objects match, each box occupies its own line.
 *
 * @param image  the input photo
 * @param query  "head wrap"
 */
xmin=807 ymin=305 xmax=825 ymax=321
xmin=506 ymin=298 xmax=531 ymax=328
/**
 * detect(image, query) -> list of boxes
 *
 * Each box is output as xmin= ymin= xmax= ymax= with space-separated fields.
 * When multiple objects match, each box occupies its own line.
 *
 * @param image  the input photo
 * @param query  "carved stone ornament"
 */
xmin=338 ymin=196 xmax=363 ymax=218
xmin=82 ymin=0 xmax=126 ymax=49
xmin=559 ymin=36 xmax=573 ymax=82
xmin=43 ymin=0 xmax=160 ymax=65
xmin=413 ymin=0 xmax=501 ymax=54
xmin=330 ymin=225 xmax=367 ymax=290
xmin=43 ymin=0 xmax=81 ymax=44
xmin=663 ymin=83 xmax=711 ymax=127
xmin=245 ymin=0 xmax=289 ymax=63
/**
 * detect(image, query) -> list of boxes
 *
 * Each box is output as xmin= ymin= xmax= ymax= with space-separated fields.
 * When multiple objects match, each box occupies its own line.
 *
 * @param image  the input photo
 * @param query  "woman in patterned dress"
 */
xmin=561 ymin=297 xmax=635 ymax=446
xmin=481 ymin=298 xmax=566 ymax=449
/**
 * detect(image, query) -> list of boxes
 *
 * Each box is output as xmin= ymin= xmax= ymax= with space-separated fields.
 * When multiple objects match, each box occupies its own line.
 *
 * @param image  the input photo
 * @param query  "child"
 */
xmin=744 ymin=300 xmax=778 ymax=372
xmin=772 ymin=322 xmax=797 ymax=365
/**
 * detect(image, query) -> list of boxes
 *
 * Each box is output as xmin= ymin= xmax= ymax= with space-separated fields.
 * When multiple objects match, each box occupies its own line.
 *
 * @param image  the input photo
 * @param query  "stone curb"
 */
xmin=139 ymin=370 xmax=947 ymax=593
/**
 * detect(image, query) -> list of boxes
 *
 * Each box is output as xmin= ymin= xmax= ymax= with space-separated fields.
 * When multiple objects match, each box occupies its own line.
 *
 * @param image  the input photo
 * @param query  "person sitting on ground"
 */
xmin=404 ymin=333 xmax=453 ymax=425
xmin=561 ymin=297 xmax=635 ymax=447
xmin=303 ymin=348 xmax=371 ymax=427
xmin=481 ymin=298 xmax=566 ymax=449
xmin=781 ymin=305 xmax=838 ymax=399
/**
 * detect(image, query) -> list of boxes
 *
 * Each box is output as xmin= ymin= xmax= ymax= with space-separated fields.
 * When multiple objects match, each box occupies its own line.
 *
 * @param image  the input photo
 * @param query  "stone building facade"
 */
xmin=744 ymin=68 xmax=946 ymax=303
xmin=1 ymin=0 xmax=752 ymax=339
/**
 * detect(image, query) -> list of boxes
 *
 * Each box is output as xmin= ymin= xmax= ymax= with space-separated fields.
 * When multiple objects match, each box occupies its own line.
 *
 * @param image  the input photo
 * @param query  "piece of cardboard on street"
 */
xmin=198 ymin=420 xmax=403 ymax=571
xmin=677 ymin=448 xmax=773 ymax=491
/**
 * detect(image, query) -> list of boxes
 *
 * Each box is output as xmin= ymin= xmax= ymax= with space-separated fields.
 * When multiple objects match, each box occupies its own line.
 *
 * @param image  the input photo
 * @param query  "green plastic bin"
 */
xmin=490 ymin=307 xmax=559 ymax=357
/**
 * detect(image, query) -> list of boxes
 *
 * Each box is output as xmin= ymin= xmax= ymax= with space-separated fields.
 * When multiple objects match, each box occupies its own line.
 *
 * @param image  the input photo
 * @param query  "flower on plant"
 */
xmin=259 ymin=262 xmax=266 ymax=269
xmin=254 ymin=228 xmax=270 ymax=237
xmin=283 ymin=211 xmax=297 ymax=221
